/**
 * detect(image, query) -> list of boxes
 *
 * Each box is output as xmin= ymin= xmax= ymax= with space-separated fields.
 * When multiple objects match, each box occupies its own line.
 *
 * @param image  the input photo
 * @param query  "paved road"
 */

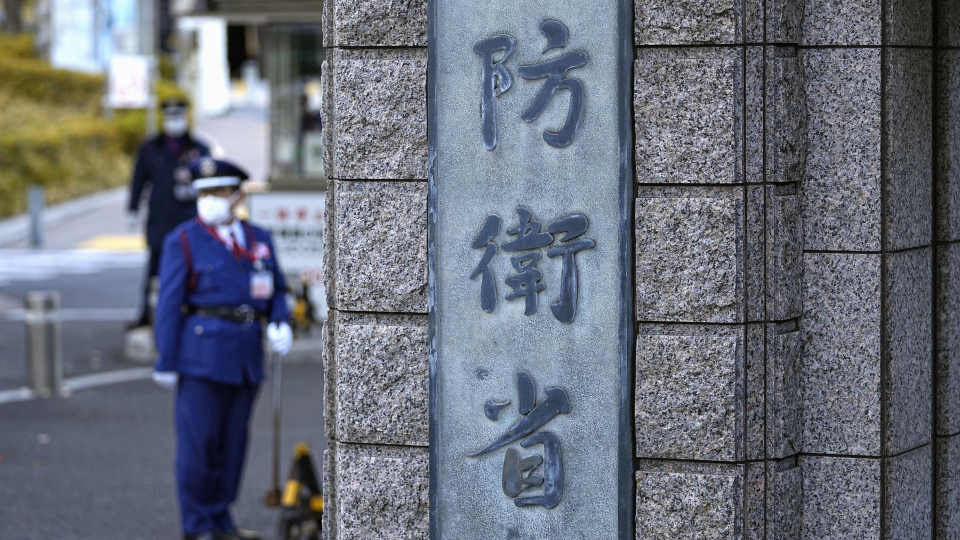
xmin=0 ymin=109 xmax=328 ymax=539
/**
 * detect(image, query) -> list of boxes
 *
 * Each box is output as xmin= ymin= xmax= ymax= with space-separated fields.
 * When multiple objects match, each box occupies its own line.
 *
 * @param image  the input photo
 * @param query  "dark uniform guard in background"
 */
xmin=151 ymin=158 xmax=293 ymax=540
xmin=128 ymin=98 xmax=212 ymax=328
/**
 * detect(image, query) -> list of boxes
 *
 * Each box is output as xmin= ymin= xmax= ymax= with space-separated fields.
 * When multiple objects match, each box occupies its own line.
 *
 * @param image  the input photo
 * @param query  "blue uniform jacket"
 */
xmin=154 ymin=218 xmax=290 ymax=386
xmin=128 ymin=135 xmax=211 ymax=249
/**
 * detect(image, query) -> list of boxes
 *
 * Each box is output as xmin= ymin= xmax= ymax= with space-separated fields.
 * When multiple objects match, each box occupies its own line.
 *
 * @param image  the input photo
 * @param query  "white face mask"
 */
xmin=163 ymin=117 xmax=188 ymax=137
xmin=196 ymin=194 xmax=236 ymax=225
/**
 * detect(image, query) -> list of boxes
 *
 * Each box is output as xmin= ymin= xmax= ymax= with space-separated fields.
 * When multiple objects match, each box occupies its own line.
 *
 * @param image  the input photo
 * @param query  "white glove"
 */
xmin=152 ymin=371 xmax=179 ymax=390
xmin=267 ymin=321 xmax=293 ymax=356
xmin=127 ymin=211 xmax=139 ymax=231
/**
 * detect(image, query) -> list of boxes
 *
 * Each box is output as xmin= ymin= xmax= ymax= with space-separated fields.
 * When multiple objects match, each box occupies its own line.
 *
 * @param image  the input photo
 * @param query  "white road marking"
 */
xmin=4 ymin=308 xmax=138 ymax=322
xmin=0 ymin=368 xmax=155 ymax=405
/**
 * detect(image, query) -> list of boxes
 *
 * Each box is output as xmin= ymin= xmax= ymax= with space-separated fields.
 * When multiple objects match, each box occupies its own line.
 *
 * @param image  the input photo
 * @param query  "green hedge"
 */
xmin=0 ymin=36 xmax=191 ymax=219
xmin=0 ymin=117 xmax=131 ymax=217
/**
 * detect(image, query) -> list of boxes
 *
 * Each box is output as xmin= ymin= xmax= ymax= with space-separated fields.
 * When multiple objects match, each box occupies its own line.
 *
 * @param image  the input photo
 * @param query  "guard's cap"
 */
xmin=161 ymin=98 xmax=189 ymax=116
xmin=189 ymin=157 xmax=250 ymax=191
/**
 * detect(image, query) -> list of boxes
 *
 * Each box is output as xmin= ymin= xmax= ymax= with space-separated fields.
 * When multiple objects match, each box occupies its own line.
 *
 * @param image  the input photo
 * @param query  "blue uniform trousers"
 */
xmin=176 ymin=376 xmax=259 ymax=535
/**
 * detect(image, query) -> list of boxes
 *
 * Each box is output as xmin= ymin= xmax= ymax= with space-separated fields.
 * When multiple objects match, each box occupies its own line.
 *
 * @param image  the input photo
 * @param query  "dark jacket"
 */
xmin=128 ymin=134 xmax=211 ymax=248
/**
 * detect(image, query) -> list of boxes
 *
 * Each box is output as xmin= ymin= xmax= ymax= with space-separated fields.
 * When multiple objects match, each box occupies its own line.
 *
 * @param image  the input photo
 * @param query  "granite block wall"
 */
xmin=321 ymin=0 xmax=958 ymax=537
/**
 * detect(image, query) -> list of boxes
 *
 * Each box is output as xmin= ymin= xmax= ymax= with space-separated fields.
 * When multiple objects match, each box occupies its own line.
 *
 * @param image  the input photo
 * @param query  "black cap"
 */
xmin=189 ymin=157 xmax=250 ymax=190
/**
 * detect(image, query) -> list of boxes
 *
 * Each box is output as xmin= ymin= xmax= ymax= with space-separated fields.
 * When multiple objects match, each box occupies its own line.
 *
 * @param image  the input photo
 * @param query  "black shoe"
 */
xmin=214 ymin=528 xmax=263 ymax=540
xmin=183 ymin=534 xmax=215 ymax=540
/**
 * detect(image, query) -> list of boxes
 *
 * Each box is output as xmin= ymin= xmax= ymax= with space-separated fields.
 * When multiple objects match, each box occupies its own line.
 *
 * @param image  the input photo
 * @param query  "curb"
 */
xmin=0 ymin=187 xmax=128 ymax=248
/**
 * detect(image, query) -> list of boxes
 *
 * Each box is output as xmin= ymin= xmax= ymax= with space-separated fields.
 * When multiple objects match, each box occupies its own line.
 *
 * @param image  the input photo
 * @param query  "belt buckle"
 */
xmin=236 ymin=304 xmax=255 ymax=325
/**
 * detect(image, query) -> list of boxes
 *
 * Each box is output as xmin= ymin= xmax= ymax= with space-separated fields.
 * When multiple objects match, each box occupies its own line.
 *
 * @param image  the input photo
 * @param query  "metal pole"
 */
xmin=28 ymin=185 xmax=45 ymax=249
xmin=265 ymin=343 xmax=283 ymax=507
xmin=25 ymin=291 xmax=62 ymax=398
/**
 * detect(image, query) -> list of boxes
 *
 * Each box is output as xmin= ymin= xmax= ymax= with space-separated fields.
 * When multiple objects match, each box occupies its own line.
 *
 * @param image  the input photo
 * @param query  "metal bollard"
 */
xmin=28 ymin=185 xmax=45 ymax=249
xmin=25 ymin=291 xmax=63 ymax=398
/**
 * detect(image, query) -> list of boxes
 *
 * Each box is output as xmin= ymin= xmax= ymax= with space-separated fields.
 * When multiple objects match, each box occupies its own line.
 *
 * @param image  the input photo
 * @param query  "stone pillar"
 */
xmin=937 ymin=0 xmax=960 ymax=538
xmin=321 ymin=2 xmax=430 ymax=538
xmin=321 ymin=0 xmax=958 ymax=538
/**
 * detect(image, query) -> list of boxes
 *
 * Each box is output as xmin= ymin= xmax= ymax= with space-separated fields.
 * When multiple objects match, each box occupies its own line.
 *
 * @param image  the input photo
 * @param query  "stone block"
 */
xmin=766 ymin=0 xmax=802 ymax=43
xmin=802 ymin=253 xmax=882 ymax=456
xmin=885 ymin=0 xmax=932 ymax=46
xmin=800 ymin=456 xmax=881 ymax=540
xmin=938 ymin=244 xmax=960 ymax=435
xmin=326 ymin=49 xmax=427 ymax=179
xmin=801 ymin=48 xmax=882 ymax=252
xmin=937 ymin=435 xmax=960 ymax=539
xmin=765 ymin=47 xmax=805 ymax=186
xmin=767 ymin=323 xmax=802 ymax=459
xmin=942 ymin=0 xmax=960 ymax=47
xmin=634 ymin=0 xmax=739 ymax=45
xmin=884 ymin=48 xmax=932 ymax=251
xmin=635 ymin=48 xmax=743 ymax=185
xmin=635 ymin=324 xmax=743 ymax=461
xmin=800 ymin=0 xmax=881 ymax=45
xmin=747 ymin=186 xmax=764 ymax=321
xmin=885 ymin=446 xmax=932 ymax=539
xmin=884 ymin=249 xmax=932 ymax=455
xmin=329 ymin=313 xmax=428 ymax=445
xmin=330 ymin=181 xmax=427 ymax=313
xmin=635 ymin=461 xmax=743 ymax=539
xmin=746 ymin=325 xmax=764 ymax=460
xmin=327 ymin=442 xmax=429 ymax=539
xmin=746 ymin=47 xmax=763 ymax=185
xmin=767 ymin=184 xmax=803 ymax=322
xmin=767 ymin=459 xmax=802 ymax=540
xmin=745 ymin=462 xmax=764 ymax=539
xmin=937 ymin=51 xmax=960 ymax=242
xmin=636 ymin=187 xmax=744 ymax=323
xmin=329 ymin=0 xmax=426 ymax=47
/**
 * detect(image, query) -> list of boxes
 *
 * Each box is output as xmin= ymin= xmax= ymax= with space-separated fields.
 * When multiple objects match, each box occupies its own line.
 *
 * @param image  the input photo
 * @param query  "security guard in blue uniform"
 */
xmin=152 ymin=157 xmax=293 ymax=540
xmin=128 ymin=98 xmax=212 ymax=328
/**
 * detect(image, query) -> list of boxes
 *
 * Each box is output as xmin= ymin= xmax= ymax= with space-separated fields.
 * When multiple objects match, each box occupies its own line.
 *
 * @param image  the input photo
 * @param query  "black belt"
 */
xmin=185 ymin=304 xmax=268 ymax=324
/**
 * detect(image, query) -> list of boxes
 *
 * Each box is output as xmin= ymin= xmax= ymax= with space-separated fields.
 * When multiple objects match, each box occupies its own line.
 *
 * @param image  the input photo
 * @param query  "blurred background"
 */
xmin=0 ymin=1 xmax=328 ymax=538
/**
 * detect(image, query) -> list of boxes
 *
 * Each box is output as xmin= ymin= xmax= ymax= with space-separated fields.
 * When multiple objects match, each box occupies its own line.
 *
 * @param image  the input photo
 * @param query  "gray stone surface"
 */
xmin=747 ymin=325 xmax=764 ymax=460
xmin=767 ymin=324 xmax=802 ymax=459
xmin=766 ymin=0 xmax=801 ymax=43
xmin=942 ymin=0 xmax=960 ymax=47
xmin=636 ymin=187 xmax=744 ymax=323
xmin=767 ymin=460 xmax=802 ymax=540
xmin=800 ymin=456 xmax=881 ymax=539
xmin=767 ymin=185 xmax=803 ymax=322
xmin=937 ymin=436 xmax=960 ymax=539
xmin=745 ymin=462 xmax=764 ymax=539
xmin=885 ymin=0 xmax=932 ymax=46
xmin=635 ymin=324 xmax=743 ymax=461
xmin=766 ymin=48 xmax=806 ymax=185
xmin=937 ymin=51 xmax=960 ymax=242
xmin=801 ymin=48 xmax=882 ymax=252
xmin=329 ymin=0 xmax=426 ymax=47
xmin=634 ymin=0 xmax=740 ymax=45
xmin=885 ymin=446 xmax=932 ymax=539
xmin=329 ymin=313 xmax=428 ymax=445
xmin=938 ymin=244 xmax=960 ymax=435
xmin=884 ymin=48 xmax=932 ymax=251
xmin=746 ymin=47 xmax=763 ymax=185
xmin=635 ymin=48 xmax=743 ymax=185
xmin=802 ymin=253 xmax=882 ymax=456
xmin=325 ymin=49 xmax=427 ymax=179
xmin=330 ymin=181 xmax=427 ymax=313
xmin=635 ymin=461 xmax=743 ymax=539
xmin=800 ymin=0 xmax=881 ymax=45
xmin=885 ymin=249 xmax=932 ymax=455
xmin=326 ymin=442 xmax=429 ymax=540
xmin=747 ymin=186 xmax=764 ymax=321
